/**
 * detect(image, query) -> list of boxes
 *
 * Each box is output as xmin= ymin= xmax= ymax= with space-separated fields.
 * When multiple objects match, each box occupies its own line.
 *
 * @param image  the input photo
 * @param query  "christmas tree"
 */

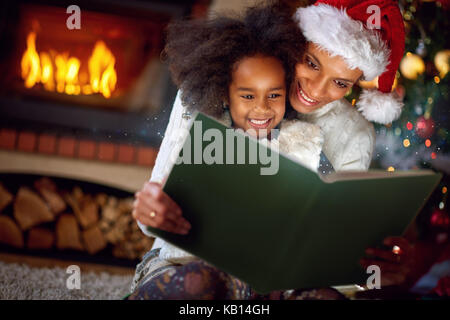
xmin=368 ymin=0 xmax=449 ymax=171
xmin=348 ymin=0 xmax=450 ymax=244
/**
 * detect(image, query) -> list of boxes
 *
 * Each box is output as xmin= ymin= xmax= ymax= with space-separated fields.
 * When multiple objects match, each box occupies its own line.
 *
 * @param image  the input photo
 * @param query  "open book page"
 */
xmin=320 ymin=169 xmax=436 ymax=183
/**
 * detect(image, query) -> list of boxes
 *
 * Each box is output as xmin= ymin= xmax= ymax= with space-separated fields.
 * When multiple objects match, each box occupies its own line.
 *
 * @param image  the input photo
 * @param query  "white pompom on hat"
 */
xmin=294 ymin=0 xmax=406 ymax=124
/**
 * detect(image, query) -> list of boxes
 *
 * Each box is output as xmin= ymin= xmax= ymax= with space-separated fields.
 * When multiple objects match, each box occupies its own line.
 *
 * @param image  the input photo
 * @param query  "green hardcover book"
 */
xmin=147 ymin=112 xmax=442 ymax=293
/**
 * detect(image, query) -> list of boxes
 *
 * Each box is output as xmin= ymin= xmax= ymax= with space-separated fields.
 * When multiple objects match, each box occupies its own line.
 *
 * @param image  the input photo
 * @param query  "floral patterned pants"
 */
xmin=127 ymin=249 xmax=346 ymax=300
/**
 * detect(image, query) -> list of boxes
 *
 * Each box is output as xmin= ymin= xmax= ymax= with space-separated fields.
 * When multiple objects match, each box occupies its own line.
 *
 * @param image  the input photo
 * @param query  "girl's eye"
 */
xmin=335 ymin=80 xmax=348 ymax=89
xmin=241 ymin=95 xmax=254 ymax=100
xmin=268 ymin=93 xmax=282 ymax=99
xmin=306 ymin=57 xmax=319 ymax=70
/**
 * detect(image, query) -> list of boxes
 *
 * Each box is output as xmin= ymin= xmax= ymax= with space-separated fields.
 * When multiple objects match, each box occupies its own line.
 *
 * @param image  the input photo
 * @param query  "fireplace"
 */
xmin=0 ymin=0 xmax=202 ymax=123
xmin=8 ymin=2 xmax=172 ymax=110
xmin=0 ymin=0 xmax=205 ymax=183
xmin=0 ymin=0 xmax=209 ymax=266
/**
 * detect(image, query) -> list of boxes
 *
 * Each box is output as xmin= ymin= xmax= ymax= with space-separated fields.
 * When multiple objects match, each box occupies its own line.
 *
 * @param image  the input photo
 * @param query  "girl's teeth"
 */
xmin=250 ymin=119 xmax=269 ymax=125
xmin=300 ymin=88 xmax=316 ymax=103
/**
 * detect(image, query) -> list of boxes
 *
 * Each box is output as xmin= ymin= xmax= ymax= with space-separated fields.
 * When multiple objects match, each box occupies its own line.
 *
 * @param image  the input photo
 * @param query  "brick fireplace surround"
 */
xmin=0 ymin=127 xmax=156 ymax=192
xmin=0 ymin=0 xmax=206 ymax=271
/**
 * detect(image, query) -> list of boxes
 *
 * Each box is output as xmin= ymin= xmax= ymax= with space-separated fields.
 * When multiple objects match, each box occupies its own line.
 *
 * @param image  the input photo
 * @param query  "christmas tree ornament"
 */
xmin=400 ymin=53 xmax=426 ymax=80
xmin=407 ymin=121 xmax=414 ymax=131
xmin=358 ymin=77 xmax=378 ymax=89
xmin=430 ymin=208 xmax=450 ymax=228
xmin=434 ymin=50 xmax=450 ymax=78
xmin=414 ymin=104 xmax=423 ymax=115
xmin=416 ymin=39 xmax=427 ymax=57
xmin=415 ymin=116 xmax=435 ymax=138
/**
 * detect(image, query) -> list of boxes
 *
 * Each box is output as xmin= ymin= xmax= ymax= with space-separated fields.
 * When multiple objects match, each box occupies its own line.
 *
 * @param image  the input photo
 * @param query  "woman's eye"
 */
xmin=335 ymin=81 xmax=348 ymax=89
xmin=306 ymin=58 xmax=319 ymax=70
xmin=241 ymin=95 xmax=254 ymax=100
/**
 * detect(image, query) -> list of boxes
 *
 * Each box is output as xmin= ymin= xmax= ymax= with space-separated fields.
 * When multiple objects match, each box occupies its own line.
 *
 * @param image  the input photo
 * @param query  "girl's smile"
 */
xmin=248 ymin=118 xmax=273 ymax=129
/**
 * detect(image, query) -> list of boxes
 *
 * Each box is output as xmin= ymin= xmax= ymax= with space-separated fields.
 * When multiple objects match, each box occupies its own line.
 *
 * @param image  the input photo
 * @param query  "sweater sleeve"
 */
xmin=278 ymin=119 xmax=324 ymax=172
xmin=306 ymin=99 xmax=376 ymax=172
xmin=149 ymin=90 xmax=186 ymax=184
xmin=137 ymin=91 xmax=187 ymax=238
xmin=332 ymin=119 xmax=375 ymax=171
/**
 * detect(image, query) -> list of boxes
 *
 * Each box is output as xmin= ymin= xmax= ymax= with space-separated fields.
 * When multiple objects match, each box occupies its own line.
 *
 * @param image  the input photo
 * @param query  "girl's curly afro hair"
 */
xmin=163 ymin=3 xmax=306 ymax=118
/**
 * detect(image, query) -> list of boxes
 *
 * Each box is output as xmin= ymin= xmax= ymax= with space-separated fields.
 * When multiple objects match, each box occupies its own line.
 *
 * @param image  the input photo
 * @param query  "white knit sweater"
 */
xmin=138 ymin=91 xmax=374 ymax=263
xmin=297 ymin=98 xmax=375 ymax=171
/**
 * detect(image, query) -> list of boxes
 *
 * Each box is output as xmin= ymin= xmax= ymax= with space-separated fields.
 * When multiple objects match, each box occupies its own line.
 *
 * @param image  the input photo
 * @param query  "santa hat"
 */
xmin=294 ymin=0 xmax=406 ymax=124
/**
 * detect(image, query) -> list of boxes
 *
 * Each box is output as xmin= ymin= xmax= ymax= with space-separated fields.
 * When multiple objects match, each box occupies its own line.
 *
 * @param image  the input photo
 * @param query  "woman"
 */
xmin=132 ymin=0 xmax=411 ymax=297
xmin=288 ymin=0 xmax=404 ymax=172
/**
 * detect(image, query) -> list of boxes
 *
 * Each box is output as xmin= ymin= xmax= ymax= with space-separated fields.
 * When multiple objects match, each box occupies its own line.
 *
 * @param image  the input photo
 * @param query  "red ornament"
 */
xmin=406 ymin=121 xmax=413 ymax=131
xmin=415 ymin=116 xmax=435 ymax=139
xmin=430 ymin=209 xmax=450 ymax=228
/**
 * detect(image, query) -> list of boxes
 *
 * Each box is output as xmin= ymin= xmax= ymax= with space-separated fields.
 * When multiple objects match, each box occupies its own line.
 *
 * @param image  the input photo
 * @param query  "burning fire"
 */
xmin=21 ymin=32 xmax=117 ymax=98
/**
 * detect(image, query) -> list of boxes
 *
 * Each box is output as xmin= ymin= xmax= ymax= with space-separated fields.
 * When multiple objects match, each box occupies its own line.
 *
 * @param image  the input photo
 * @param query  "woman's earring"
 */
xmin=222 ymin=102 xmax=229 ymax=110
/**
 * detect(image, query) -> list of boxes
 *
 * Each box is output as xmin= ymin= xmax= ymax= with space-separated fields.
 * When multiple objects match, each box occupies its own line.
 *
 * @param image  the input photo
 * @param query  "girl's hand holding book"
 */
xmin=132 ymin=182 xmax=191 ymax=235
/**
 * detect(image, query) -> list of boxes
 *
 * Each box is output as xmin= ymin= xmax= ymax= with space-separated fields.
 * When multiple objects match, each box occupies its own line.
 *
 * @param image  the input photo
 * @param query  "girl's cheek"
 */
xmin=274 ymin=98 xmax=286 ymax=113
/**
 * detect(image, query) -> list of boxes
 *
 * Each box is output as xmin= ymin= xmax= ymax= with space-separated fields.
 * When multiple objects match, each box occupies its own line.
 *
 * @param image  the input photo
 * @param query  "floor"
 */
xmin=0 ymin=253 xmax=135 ymax=300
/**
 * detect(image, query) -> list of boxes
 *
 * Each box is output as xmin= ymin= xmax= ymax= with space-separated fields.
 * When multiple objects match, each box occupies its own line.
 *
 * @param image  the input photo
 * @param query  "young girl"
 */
xmin=128 ymin=4 xmax=333 ymax=299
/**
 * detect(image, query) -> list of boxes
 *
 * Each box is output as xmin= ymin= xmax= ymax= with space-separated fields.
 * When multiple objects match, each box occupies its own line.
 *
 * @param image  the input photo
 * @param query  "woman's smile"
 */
xmin=289 ymin=42 xmax=363 ymax=115
xmin=296 ymin=81 xmax=319 ymax=106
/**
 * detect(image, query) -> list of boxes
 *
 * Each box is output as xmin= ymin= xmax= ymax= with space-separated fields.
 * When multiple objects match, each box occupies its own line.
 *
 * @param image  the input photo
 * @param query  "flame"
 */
xmin=55 ymin=53 xmax=68 ymax=93
xmin=21 ymin=32 xmax=40 ymax=88
xmin=88 ymin=41 xmax=117 ymax=99
xmin=20 ymin=32 xmax=117 ymax=98
xmin=39 ymin=52 xmax=54 ymax=91
xmin=65 ymin=57 xmax=81 ymax=95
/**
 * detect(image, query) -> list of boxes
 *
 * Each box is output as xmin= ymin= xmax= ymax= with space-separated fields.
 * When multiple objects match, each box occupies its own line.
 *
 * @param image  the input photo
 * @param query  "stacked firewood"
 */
xmin=0 ymin=178 xmax=154 ymax=260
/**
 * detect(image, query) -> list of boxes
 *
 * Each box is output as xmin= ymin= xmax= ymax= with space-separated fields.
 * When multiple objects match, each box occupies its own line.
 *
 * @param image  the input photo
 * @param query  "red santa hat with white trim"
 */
xmin=293 ymin=0 xmax=406 ymax=124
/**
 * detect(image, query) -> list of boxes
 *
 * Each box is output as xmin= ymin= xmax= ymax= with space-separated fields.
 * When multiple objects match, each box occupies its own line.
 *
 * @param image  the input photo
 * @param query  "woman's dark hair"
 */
xmin=163 ymin=3 xmax=306 ymax=117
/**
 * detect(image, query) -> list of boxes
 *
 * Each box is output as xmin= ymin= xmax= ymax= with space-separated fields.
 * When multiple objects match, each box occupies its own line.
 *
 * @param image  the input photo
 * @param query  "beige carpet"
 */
xmin=0 ymin=261 xmax=133 ymax=300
